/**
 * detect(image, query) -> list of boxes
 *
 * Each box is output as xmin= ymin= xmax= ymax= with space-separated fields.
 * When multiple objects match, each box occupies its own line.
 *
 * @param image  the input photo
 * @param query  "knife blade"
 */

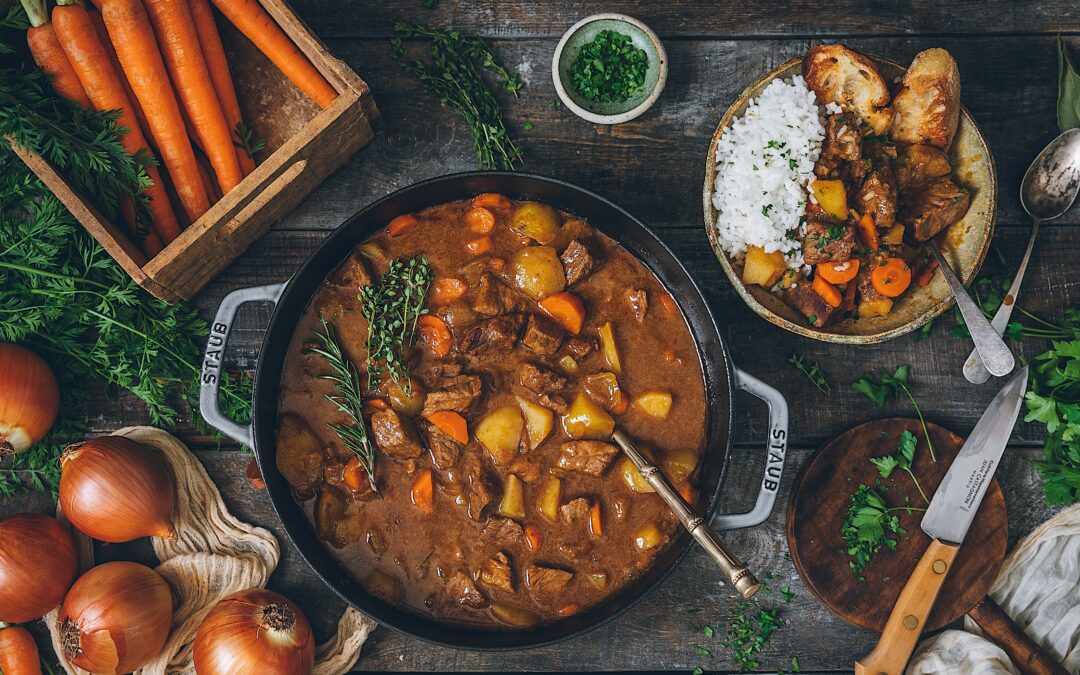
xmin=855 ymin=366 xmax=1029 ymax=675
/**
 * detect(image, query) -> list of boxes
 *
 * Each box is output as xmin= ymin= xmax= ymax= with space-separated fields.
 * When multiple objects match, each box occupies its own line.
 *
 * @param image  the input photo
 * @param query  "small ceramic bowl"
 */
xmin=551 ymin=13 xmax=667 ymax=125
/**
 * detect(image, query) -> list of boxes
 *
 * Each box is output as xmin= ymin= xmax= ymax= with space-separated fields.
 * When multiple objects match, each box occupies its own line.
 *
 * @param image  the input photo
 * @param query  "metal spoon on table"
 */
xmin=611 ymin=429 xmax=760 ymax=599
xmin=963 ymin=128 xmax=1080 ymax=384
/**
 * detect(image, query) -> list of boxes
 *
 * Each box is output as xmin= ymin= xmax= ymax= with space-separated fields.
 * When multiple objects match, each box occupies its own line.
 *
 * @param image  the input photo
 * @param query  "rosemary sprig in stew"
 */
xmin=359 ymin=257 xmax=433 ymax=392
xmin=308 ymin=318 xmax=378 ymax=492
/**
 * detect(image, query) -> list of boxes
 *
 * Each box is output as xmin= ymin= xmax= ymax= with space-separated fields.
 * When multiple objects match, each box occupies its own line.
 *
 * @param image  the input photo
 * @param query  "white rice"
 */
xmin=711 ymin=76 xmax=831 ymax=269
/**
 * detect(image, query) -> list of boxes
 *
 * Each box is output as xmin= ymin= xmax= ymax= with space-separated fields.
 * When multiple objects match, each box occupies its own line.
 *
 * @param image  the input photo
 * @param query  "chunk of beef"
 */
xmin=479 ymin=552 xmax=514 ymax=594
xmin=520 ymin=314 xmax=565 ymax=357
xmin=841 ymin=157 xmax=870 ymax=187
xmin=556 ymin=441 xmax=618 ymax=476
xmin=447 ymin=571 xmax=488 ymax=609
xmin=370 ymin=409 xmax=423 ymax=458
xmin=561 ymin=240 xmax=595 ymax=287
xmin=484 ymin=517 xmax=524 ymax=546
xmin=783 ymin=274 xmax=838 ymax=327
xmin=564 ymin=337 xmax=596 ymax=359
xmin=856 ymin=255 xmax=888 ymax=304
xmin=823 ymin=112 xmax=862 ymax=162
xmin=864 ymin=138 xmax=898 ymax=167
xmin=534 ymin=393 xmax=568 ymax=414
xmin=624 ymin=289 xmax=648 ymax=323
xmin=524 ymin=564 xmax=573 ymax=600
xmin=902 ymin=178 xmax=971 ymax=241
xmin=413 ymin=359 xmax=463 ymax=389
xmin=507 ymin=456 xmax=542 ymax=483
xmin=472 ymin=273 xmax=523 ymax=316
xmin=460 ymin=453 xmax=494 ymax=521
xmin=329 ymin=251 xmax=372 ymax=292
xmin=856 ymin=165 xmax=897 ymax=229
xmin=516 ymin=362 xmax=568 ymax=395
xmin=801 ymin=220 xmax=855 ymax=265
xmin=894 ymin=144 xmax=952 ymax=190
xmin=419 ymin=420 xmax=462 ymax=469
xmin=560 ymin=497 xmax=591 ymax=525
xmin=460 ymin=314 xmax=524 ymax=355
xmin=422 ymin=374 xmax=483 ymax=415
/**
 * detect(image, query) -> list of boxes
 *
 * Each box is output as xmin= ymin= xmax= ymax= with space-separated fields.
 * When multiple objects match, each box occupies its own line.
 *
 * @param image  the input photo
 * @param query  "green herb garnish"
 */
xmin=1058 ymin=36 xmax=1080 ymax=132
xmin=780 ymin=586 xmax=794 ymax=603
xmin=788 ymin=353 xmax=831 ymax=394
xmin=233 ymin=121 xmax=266 ymax=159
xmin=722 ymin=601 xmax=779 ymax=671
xmin=869 ymin=430 xmax=931 ymax=504
xmin=1025 ymin=339 xmax=1080 ymax=505
xmin=359 ymin=257 xmax=433 ymax=391
xmin=391 ymin=22 xmax=522 ymax=170
xmin=852 ymin=365 xmax=936 ymax=462
xmin=307 ymin=318 xmax=377 ymax=492
xmin=840 ymin=484 xmax=909 ymax=580
xmin=569 ymin=29 xmax=649 ymax=104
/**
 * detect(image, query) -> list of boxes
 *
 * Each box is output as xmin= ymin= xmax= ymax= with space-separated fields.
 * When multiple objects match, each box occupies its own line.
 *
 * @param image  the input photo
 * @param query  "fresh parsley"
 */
xmin=840 ymin=483 xmax=907 ymax=580
xmin=1024 ymin=339 xmax=1080 ymax=504
xmin=788 ymin=353 xmax=831 ymax=394
xmin=851 ymin=365 xmax=936 ymax=462
xmin=569 ymin=29 xmax=649 ymax=104
xmin=722 ymin=602 xmax=780 ymax=671
xmin=869 ymin=430 xmax=931 ymax=504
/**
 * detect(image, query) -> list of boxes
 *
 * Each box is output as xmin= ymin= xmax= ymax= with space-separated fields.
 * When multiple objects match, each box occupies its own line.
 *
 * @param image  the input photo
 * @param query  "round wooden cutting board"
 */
xmin=787 ymin=418 xmax=1007 ymax=633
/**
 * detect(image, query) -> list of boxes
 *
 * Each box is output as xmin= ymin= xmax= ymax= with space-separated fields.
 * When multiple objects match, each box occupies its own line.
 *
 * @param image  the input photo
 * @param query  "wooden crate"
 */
xmin=9 ymin=0 xmax=376 ymax=303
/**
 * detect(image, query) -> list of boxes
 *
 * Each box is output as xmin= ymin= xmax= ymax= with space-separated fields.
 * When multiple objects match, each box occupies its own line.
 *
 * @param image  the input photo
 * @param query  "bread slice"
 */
xmin=802 ymin=45 xmax=894 ymax=135
xmin=890 ymin=48 xmax=961 ymax=149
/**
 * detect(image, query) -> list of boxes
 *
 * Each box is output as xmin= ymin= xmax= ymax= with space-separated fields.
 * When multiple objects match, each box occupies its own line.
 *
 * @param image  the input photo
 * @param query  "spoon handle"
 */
xmin=963 ymin=219 xmax=1041 ymax=384
xmin=929 ymin=245 xmax=1015 ymax=377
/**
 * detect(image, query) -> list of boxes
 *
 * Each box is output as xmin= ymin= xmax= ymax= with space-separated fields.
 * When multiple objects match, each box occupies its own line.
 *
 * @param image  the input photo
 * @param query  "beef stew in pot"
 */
xmin=276 ymin=195 xmax=707 ymax=629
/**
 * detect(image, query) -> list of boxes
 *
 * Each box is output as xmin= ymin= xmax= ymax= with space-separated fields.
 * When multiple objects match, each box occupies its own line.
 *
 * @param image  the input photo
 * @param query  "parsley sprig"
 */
xmin=359 ymin=257 xmax=432 ymax=392
xmin=1024 ymin=339 xmax=1080 ymax=505
xmin=869 ymin=430 xmax=931 ymax=505
xmin=852 ymin=365 xmax=936 ymax=462
xmin=840 ymin=484 xmax=909 ymax=580
xmin=569 ymin=29 xmax=649 ymax=104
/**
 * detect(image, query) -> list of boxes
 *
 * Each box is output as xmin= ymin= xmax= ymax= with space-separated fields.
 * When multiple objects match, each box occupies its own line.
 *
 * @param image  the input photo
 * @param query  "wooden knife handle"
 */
xmin=968 ymin=596 xmax=1069 ymax=675
xmin=855 ymin=539 xmax=960 ymax=675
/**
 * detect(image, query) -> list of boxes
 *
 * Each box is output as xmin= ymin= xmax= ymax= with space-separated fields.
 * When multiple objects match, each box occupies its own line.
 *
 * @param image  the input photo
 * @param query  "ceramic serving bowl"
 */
xmin=551 ymin=13 xmax=667 ymax=124
xmin=702 ymin=56 xmax=997 ymax=344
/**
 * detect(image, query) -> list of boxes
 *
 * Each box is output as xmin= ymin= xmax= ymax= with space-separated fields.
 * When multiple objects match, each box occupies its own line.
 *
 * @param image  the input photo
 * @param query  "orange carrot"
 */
xmin=102 ymin=0 xmax=210 ymax=223
xmin=466 ymin=235 xmax=493 ymax=255
xmin=417 ymin=314 xmax=452 ymax=357
xmin=465 ymin=206 xmax=496 ymax=234
xmin=556 ymin=603 xmax=580 ymax=617
xmin=916 ymin=258 xmax=938 ymax=287
xmin=611 ymin=391 xmax=630 ymax=416
xmin=21 ymin=0 xmax=92 ymax=109
xmin=411 ymin=468 xmax=433 ymax=511
xmin=87 ymin=8 xmax=152 ymax=148
xmin=524 ymin=523 xmax=542 ymax=552
xmin=539 ymin=292 xmax=586 ymax=334
xmin=343 ymin=456 xmax=365 ymax=491
xmin=430 ymin=277 xmax=468 ymax=305
xmin=143 ymin=0 xmax=242 ymax=194
xmin=678 ymin=482 xmax=695 ymax=504
xmin=190 ymin=0 xmax=256 ymax=175
xmin=210 ymin=0 xmax=337 ymax=108
xmin=53 ymin=0 xmax=184 ymax=245
xmin=120 ymin=197 xmax=164 ymax=257
xmin=657 ymin=292 xmax=679 ymax=316
xmin=816 ymin=258 xmax=860 ymax=284
xmin=812 ymin=275 xmax=843 ymax=308
xmin=856 ymin=212 xmax=879 ymax=251
xmin=870 ymin=257 xmax=912 ymax=297
xmin=472 ymin=193 xmax=511 ymax=210
xmin=387 ymin=213 xmax=418 ymax=237
xmin=425 ymin=410 xmax=469 ymax=445
xmin=589 ymin=501 xmax=602 ymax=536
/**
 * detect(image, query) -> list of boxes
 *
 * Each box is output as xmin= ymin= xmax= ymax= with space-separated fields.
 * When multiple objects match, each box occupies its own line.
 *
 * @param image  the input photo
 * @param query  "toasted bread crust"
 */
xmin=802 ymin=45 xmax=894 ymax=135
xmin=890 ymin=48 xmax=960 ymax=149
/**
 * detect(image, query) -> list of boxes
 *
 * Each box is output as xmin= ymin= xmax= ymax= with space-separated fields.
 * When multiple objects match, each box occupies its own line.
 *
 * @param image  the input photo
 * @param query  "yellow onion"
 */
xmin=0 ymin=344 xmax=60 ymax=454
xmin=0 ymin=513 xmax=79 ymax=623
xmin=193 ymin=589 xmax=315 ymax=675
xmin=59 ymin=561 xmax=173 ymax=674
xmin=59 ymin=435 xmax=177 ymax=543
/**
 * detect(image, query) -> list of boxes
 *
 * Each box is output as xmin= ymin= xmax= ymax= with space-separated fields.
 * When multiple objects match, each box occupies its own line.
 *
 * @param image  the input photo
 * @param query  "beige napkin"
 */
xmin=907 ymin=503 xmax=1080 ymax=674
xmin=44 ymin=426 xmax=376 ymax=674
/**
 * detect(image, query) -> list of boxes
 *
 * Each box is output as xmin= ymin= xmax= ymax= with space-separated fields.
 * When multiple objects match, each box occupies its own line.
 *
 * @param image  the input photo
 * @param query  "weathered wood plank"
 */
xmin=2 ymin=446 xmax=1058 ymax=672
xmin=289 ymin=0 xmax=1080 ymax=39
xmin=264 ymin=35 xmax=1073 ymax=233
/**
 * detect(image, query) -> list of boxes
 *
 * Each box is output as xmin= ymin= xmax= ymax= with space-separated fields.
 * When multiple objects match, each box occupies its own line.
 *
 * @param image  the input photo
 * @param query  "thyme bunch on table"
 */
xmin=391 ymin=21 xmax=523 ymax=170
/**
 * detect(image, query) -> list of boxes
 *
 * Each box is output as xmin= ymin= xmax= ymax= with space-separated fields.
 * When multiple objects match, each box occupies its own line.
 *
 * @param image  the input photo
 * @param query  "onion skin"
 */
xmin=0 ymin=513 xmax=79 ymax=623
xmin=0 ymin=624 xmax=43 ymax=675
xmin=0 ymin=344 xmax=60 ymax=454
xmin=59 ymin=435 xmax=177 ymax=543
xmin=59 ymin=561 xmax=173 ymax=674
xmin=193 ymin=589 xmax=315 ymax=675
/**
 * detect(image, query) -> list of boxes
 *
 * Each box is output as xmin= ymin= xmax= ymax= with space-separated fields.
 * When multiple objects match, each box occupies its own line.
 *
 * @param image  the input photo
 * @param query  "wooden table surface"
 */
xmin=5 ymin=1 xmax=1079 ymax=672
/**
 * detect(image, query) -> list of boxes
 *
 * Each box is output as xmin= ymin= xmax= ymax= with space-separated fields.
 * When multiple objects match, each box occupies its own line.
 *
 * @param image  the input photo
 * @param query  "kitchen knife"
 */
xmin=854 ymin=366 xmax=1029 ymax=675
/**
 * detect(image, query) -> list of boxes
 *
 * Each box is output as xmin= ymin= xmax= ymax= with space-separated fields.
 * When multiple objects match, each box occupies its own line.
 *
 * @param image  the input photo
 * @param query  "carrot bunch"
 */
xmin=19 ymin=0 xmax=339 ymax=260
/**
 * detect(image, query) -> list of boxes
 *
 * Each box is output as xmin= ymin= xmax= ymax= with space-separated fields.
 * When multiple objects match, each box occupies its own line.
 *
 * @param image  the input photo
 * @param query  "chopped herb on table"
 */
xmin=690 ymin=592 xmax=792 ymax=672
xmin=852 ymin=365 xmax=936 ymax=462
xmin=840 ymin=483 xmax=908 ymax=580
xmin=788 ymin=353 xmax=831 ymax=394
xmin=569 ymin=29 xmax=649 ymax=104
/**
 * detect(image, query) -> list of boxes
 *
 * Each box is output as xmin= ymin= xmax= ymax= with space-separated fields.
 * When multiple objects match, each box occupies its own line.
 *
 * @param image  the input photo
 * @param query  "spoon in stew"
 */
xmin=963 ymin=128 xmax=1080 ymax=384
xmin=611 ymin=429 xmax=761 ymax=599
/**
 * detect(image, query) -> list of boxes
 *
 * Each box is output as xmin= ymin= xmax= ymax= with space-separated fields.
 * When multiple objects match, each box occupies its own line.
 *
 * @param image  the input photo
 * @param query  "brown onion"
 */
xmin=59 ymin=561 xmax=173 ymax=674
xmin=0 ymin=513 xmax=79 ymax=623
xmin=0 ymin=344 xmax=60 ymax=454
xmin=59 ymin=435 xmax=177 ymax=542
xmin=193 ymin=589 xmax=315 ymax=675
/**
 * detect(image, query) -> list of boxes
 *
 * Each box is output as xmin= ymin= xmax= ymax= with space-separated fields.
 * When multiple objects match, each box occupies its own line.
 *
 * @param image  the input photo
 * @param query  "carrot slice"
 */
xmin=466 ymin=235 xmax=493 ymax=255
xmin=678 ymin=482 xmax=695 ymax=504
xmin=465 ymin=206 xmax=496 ymax=234
xmin=425 ymin=410 xmax=469 ymax=445
xmin=856 ymin=212 xmax=879 ymax=251
xmin=472 ymin=193 xmax=512 ymax=210
xmin=812 ymin=275 xmax=843 ymax=308
xmin=916 ymin=258 xmax=938 ymax=287
xmin=387 ymin=213 xmax=418 ymax=237
xmin=556 ymin=603 xmax=580 ymax=617
xmin=343 ymin=456 xmax=365 ymax=491
xmin=524 ymin=523 xmax=542 ymax=552
xmin=816 ymin=258 xmax=860 ymax=284
xmin=430 ymin=277 xmax=468 ymax=305
xmin=539 ymin=292 xmax=586 ymax=335
xmin=589 ymin=501 xmax=602 ymax=536
xmin=417 ymin=314 xmax=452 ymax=356
xmin=870 ymin=257 xmax=912 ymax=297
xmin=611 ymin=392 xmax=630 ymax=415
xmin=657 ymin=292 xmax=679 ymax=316
xmin=411 ymin=468 xmax=433 ymax=511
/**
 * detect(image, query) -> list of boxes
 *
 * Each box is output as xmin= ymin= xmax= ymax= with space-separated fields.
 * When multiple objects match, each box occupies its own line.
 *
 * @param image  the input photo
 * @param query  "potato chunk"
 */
xmin=597 ymin=322 xmax=621 ymax=375
xmin=634 ymin=521 xmax=664 ymax=550
xmin=510 ymin=202 xmax=562 ymax=244
xmin=662 ymin=448 xmax=700 ymax=484
xmin=511 ymin=246 xmax=566 ymax=299
xmin=515 ymin=395 xmax=554 ymax=449
xmin=276 ymin=413 xmax=324 ymax=494
xmin=490 ymin=602 xmax=537 ymax=627
xmin=476 ymin=405 xmax=525 ymax=464
xmin=618 ymin=457 xmax=655 ymax=493
xmin=741 ymin=246 xmax=786 ymax=287
xmin=499 ymin=474 xmax=526 ymax=520
xmin=859 ymin=296 xmax=894 ymax=318
xmin=811 ymin=179 xmax=848 ymax=220
xmin=633 ymin=391 xmax=673 ymax=420
xmin=561 ymin=392 xmax=615 ymax=440
xmin=537 ymin=476 xmax=561 ymax=522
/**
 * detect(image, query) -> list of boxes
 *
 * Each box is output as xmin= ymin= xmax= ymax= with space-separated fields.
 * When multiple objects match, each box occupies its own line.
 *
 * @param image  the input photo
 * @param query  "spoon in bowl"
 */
xmin=611 ymin=429 xmax=760 ymax=599
xmin=963 ymin=128 xmax=1080 ymax=384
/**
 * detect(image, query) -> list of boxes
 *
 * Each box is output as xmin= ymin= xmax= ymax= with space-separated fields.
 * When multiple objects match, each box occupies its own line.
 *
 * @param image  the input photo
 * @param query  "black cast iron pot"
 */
xmin=200 ymin=172 xmax=789 ymax=650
